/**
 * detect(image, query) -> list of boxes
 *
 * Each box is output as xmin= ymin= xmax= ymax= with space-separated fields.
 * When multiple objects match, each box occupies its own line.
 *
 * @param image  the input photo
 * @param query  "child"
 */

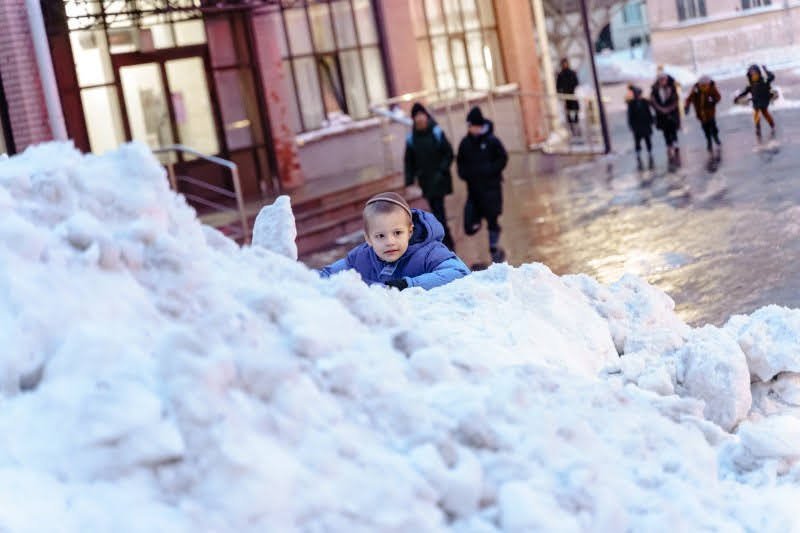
xmin=684 ymin=75 xmax=721 ymax=153
xmin=456 ymin=106 xmax=509 ymax=264
xmin=319 ymin=192 xmax=470 ymax=290
xmin=626 ymin=84 xmax=654 ymax=166
xmin=735 ymin=64 xmax=776 ymax=138
xmin=650 ymin=73 xmax=681 ymax=159
xmin=404 ymin=102 xmax=455 ymax=250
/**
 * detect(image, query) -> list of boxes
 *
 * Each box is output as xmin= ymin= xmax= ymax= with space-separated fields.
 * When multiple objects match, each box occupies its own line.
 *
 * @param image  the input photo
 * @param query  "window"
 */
xmin=275 ymin=0 xmax=389 ymax=132
xmin=622 ymin=2 xmax=643 ymax=25
xmin=62 ymin=0 xmax=208 ymax=154
xmin=676 ymin=0 xmax=706 ymax=21
xmin=411 ymin=0 xmax=505 ymax=92
xmin=741 ymin=0 xmax=771 ymax=8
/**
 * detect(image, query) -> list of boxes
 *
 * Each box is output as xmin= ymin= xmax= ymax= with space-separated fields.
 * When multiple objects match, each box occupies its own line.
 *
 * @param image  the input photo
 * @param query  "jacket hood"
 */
xmin=408 ymin=208 xmax=444 ymax=249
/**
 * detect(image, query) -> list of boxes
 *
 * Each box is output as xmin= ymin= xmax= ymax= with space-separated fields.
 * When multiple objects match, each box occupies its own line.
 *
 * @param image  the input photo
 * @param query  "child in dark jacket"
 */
xmin=456 ymin=106 xmax=509 ymax=264
xmin=319 ymin=192 xmax=470 ymax=290
xmin=650 ymin=73 xmax=681 ymax=159
xmin=626 ymin=84 xmax=654 ymax=164
xmin=684 ymin=75 xmax=721 ymax=152
xmin=735 ymin=64 xmax=776 ymax=138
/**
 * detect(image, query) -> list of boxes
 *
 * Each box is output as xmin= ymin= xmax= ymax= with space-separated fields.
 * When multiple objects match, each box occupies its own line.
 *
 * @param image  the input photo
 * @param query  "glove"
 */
xmin=683 ymin=105 xmax=689 ymax=115
xmin=384 ymin=278 xmax=409 ymax=291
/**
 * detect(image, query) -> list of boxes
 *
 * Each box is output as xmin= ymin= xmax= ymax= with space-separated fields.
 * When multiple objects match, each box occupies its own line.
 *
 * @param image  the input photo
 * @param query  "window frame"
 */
xmin=676 ymin=0 xmax=707 ymax=21
xmin=741 ymin=0 xmax=771 ymax=9
xmin=277 ymin=0 xmax=389 ymax=133
xmin=414 ymin=0 xmax=506 ymax=93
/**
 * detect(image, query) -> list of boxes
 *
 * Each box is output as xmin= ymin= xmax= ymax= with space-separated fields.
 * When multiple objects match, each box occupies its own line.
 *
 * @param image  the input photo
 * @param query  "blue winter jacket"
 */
xmin=319 ymin=209 xmax=470 ymax=290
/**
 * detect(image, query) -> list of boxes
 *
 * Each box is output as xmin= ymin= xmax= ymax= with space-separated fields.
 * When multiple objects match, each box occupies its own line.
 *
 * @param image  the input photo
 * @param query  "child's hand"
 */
xmin=384 ymin=279 xmax=409 ymax=291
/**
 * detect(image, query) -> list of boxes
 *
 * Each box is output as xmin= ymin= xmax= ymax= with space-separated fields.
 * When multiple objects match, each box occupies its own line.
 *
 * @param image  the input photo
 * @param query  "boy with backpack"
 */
xmin=626 ymin=84 xmax=654 ymax=167
xmin=456 ymin=106 xmax=509 ymax=264
xmin=735 ymin=64 xmax=776 ymax=138
xmin=319 ymin=192 xmax=469 ymax=290
xmin=404 ymin=102 xmax=455 ymax=250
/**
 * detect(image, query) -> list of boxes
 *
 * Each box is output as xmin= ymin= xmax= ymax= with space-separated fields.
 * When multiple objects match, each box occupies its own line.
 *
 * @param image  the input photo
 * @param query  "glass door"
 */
xmin=113 ymin=48 xmax=221 ymax=163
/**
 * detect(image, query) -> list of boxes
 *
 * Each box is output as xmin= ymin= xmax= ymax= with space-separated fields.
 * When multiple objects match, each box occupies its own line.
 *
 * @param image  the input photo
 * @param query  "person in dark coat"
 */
xmin=735 ymin=64 xmax=776 ymax=138
xmin=684 ymin=75 xmax=722 ymax=152
xmin=556 ymin=58 xmax=580 ymax=135
xmin=456 ymin=106 xmax=509 ymax=264
xmin=319 ymin=192 xmax=469 ymax=290
xmin=404 ymin=102 xmax=455 ymax=249
xmin=626 ymin=84 xmax=654 ymax=164
xmin=650 ymin=73 xmax=681 ymax=159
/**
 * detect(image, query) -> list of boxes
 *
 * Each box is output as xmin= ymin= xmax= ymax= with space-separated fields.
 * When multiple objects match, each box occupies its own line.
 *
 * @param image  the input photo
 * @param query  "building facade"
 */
xmin=1 ymin=0 xmax=557 ymax=205
xmin=648 ymin=0 xmax=799 ymax=71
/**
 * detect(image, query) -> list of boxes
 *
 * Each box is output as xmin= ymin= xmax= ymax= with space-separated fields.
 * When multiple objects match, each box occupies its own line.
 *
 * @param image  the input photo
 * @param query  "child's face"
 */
xmin=468 ymin=124 xmax=484 ymax=136
xmin=365 ymin=211 xmax=413 ymax=262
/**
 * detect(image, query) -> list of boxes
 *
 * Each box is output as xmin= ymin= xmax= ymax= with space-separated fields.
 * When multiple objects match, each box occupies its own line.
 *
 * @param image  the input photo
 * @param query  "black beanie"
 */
xmin=466 ymin=106 xmax=485 ymax=126
xmin=411 ymin=102 xmax=427 ymax=118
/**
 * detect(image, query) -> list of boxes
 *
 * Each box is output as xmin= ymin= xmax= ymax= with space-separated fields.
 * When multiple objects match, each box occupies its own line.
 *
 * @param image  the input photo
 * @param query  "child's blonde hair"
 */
xmin=363 ymin=192 xmax=412 ymax=229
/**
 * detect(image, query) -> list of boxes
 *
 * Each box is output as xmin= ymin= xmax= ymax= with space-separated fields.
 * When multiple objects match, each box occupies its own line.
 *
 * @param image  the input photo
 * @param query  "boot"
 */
xmin=490 ymin=247 xmax=506 ymax=263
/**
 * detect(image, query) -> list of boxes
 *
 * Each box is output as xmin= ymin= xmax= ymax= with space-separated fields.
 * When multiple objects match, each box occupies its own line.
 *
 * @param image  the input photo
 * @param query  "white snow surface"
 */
xmin=2 ymin=142 xmax=800 ymax=531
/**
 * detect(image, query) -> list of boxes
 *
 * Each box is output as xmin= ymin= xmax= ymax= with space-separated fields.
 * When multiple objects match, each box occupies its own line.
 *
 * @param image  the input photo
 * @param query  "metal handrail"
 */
xmin=152 ymin=144 xmax=250 ymax=243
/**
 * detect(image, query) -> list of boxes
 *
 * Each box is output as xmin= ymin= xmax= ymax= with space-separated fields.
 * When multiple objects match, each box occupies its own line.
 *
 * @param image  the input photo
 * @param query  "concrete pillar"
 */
xmin=494 ymin=0 xmax=546 ymax=144
xmin=375 ymin=0 xmax=423 ymax=98
xmin=251 ymin=8 xmax=305 ymax=189
xmin=0 ymin=0 xmax=51 ymax=151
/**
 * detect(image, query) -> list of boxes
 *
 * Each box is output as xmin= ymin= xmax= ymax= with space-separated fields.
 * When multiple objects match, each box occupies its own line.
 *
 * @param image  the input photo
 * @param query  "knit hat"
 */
xmin=466 ymin=106 xmax=486 ymax=126
xmin=365 ymin=191 xmax=412 ymax=219
xmin=410 ymin=102 xmax=427 ymax=118
xmin=698 ymin=75 xmax=711 ymax=85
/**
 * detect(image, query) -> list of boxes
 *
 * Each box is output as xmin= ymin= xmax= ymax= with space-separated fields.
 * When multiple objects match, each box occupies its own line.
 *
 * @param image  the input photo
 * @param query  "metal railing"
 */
xmin=152 ymin=144 xmax=250 ymax=243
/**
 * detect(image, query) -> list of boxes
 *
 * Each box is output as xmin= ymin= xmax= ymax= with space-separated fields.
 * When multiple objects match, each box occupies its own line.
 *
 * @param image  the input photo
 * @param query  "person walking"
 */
xmin=556 ymin=58 xmax=581 ymax=136
xmin=456 ymin=106 xmax=509 ymax=264
xmin=684 ymin=75 xmax=722 ymax=154
xmin=650 ymin=73 xmax=681 ymax=161
xmin=626 ymin=84 xmax=654 ymax=168
xmin=404 ymin=102 xmax=455 ymax=250
xmin=735 ymin=64 xmax=776 ymax=139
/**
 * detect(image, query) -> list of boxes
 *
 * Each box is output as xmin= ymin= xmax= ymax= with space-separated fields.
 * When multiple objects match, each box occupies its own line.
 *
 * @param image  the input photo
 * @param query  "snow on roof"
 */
xmin=1 ymin=142 xmax=800 ymax=531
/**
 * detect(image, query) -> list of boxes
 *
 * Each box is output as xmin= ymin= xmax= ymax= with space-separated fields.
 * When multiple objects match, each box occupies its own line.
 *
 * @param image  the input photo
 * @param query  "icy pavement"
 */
xmin=305 ymin=68 xmax=800 ymax=327
xmin=3 ymin=141 xmax=800 ymax=531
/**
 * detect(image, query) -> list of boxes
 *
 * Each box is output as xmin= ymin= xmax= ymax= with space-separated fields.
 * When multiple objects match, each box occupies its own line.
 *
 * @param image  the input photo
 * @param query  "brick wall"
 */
xmin=0 ymin=0 xmax=52 ymax=151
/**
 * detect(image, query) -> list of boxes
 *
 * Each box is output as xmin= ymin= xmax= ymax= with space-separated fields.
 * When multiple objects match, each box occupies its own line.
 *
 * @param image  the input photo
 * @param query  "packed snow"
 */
xmin=594 ymin=49 xmax=697 ymax=87
xmin=2 ymin=142 xmax=800 ymax=532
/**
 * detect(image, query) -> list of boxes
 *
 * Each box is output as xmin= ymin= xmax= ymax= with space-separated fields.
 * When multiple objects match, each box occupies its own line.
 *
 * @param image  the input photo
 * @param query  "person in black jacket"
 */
xmin=626 ymin=84 xmax=654 ymax=167
xmin=650 ymin=73 xmax=681 ymax=160
xmin=735 ymin=64 xmax=776 ymax=138
xmin=556 ymin=58 xmax=581 ymax=136
xmin=456 ymin=106 xmax=509 ymax=264
xmin=404 ymin=102 xmax=455 ymax=249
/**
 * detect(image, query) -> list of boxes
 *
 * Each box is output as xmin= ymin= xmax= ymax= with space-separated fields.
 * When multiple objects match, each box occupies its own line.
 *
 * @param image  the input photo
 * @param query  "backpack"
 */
xmin=406 ymin=124 xmax=445 ymax=148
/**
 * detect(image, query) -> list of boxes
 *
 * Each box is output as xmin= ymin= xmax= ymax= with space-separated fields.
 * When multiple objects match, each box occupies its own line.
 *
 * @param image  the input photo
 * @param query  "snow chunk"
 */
xmin=252 ymin=195 xmax=298 ymax=260
xmin=676 ymin=326 xmax=752 ymax=431
xmin=725 ymin=305 xmax=800 ymax=382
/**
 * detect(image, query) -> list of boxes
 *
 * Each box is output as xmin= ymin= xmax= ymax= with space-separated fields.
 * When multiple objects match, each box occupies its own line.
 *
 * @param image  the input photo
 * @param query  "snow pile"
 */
xmin=2 ymin=142 xmax=800 ymax=531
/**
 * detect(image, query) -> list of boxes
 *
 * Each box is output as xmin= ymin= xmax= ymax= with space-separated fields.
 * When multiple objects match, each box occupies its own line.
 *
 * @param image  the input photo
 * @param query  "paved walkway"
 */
xmin=303 ymin=68 xmax=800 ymax=326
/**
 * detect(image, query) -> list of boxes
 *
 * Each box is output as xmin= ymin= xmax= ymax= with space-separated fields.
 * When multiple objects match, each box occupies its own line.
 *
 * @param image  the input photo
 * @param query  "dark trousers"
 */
xmin=701 ymin=119 xmax=721 ymax=149
xmin=427 ymin=196 xmax=454 ymax=249
xmin=634 ymin=133 xmax=652 ymax=153
xmin=661 ymin=125 xmax=678 ymax=147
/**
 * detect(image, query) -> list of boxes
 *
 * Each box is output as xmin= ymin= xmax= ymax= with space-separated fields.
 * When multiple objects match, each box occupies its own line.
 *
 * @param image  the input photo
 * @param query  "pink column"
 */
xmin=494 ymin=1 xmax=547 ymax=144
xmin=375 ymin=0 xmax=423 ymax=97
xmin=250 ymin=8 xmax=304 ymax=189
xmin=0 ymin=0 xmax=51 ymax=150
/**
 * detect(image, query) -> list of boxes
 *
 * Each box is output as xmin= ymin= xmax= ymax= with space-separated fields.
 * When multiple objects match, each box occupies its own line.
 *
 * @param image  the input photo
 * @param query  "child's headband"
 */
xmin=365 ymin=195 xmax=412 ymax=219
